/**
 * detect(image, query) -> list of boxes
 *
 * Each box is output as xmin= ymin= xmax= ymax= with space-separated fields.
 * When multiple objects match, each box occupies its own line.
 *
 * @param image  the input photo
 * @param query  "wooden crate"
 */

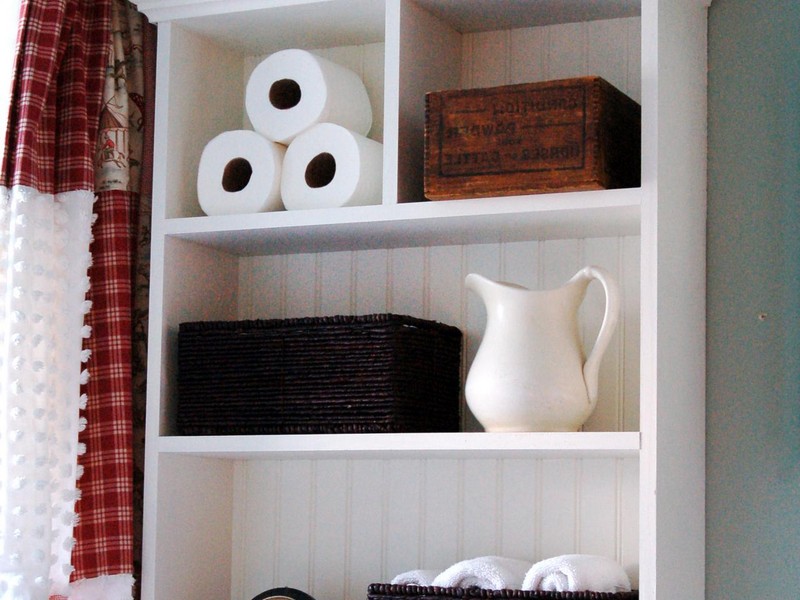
xmin=424 ymin=76 xmax=640 ymax=199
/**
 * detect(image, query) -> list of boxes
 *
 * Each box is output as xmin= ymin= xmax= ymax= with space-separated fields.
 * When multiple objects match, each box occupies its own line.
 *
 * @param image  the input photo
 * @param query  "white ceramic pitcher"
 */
xmin=465 ymin=266 xmax=620 ymax=432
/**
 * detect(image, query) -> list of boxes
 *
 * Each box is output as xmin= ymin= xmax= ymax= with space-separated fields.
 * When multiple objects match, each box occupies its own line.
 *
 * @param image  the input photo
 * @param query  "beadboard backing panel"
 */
xmin=238 ymin=237 xmax=640 ymax=433
xmin=459 ymin=17 xmax=641 ymax=104
xmin=231 ymin=457 xmax=639 ymax=600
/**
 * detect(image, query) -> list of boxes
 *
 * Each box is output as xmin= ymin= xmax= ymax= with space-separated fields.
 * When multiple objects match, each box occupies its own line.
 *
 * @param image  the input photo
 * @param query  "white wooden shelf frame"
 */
xmin=136 ymin=1 xmax=709 ymax=599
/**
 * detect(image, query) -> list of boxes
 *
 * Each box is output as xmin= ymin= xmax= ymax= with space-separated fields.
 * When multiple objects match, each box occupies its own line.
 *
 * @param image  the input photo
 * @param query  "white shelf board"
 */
xmin=158 ymin=431 xmax=641 ymax=459
xmin=137 ymin=0 xmax=641 ymax=53
xmin=138 ymin=0 xmax=386 ymax=55
xmin=413 ymin=0 xmax=640 ymax=32
xmin=162 ymin=187 xmax=642 ymax=255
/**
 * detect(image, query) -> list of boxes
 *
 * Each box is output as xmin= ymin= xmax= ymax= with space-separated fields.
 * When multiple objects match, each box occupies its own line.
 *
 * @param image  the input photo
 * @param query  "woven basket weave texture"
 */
xmin=177 ymin=314 xmax=462 ymax=435
xmin=367 ymin=584 xmax=638 ymax=600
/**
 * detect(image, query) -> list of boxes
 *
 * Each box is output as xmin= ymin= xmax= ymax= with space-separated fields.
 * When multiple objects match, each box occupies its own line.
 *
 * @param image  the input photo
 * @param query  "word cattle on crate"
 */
xmin=424 ymin=76 xmax=641 ymax=199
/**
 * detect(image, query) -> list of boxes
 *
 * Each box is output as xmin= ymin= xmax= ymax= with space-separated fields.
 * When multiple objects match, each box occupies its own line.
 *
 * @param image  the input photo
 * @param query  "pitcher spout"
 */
xmin=464 ymin=272 xmax=495 ymax=300
xmin=465 ymin=272 xmax=528 ymax=300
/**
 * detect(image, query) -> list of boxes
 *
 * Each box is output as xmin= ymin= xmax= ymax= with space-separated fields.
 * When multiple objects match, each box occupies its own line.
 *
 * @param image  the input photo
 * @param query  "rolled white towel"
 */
xmin=431 ymin=556 xmax=531 ymax=590
xmin=522 ymin=554 xmax=631 ymax=593
xmin=391 ymin=569 xmax=439 ymax=586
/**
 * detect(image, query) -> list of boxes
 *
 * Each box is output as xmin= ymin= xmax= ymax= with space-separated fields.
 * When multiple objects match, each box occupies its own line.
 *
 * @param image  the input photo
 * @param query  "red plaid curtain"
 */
xmin=2 ymin=0 xmax=109 ymax=192
xmin=3 ymin=0 xmax=153 ymax=597
xmin=73 ymin=0 xmax=154 ymax=597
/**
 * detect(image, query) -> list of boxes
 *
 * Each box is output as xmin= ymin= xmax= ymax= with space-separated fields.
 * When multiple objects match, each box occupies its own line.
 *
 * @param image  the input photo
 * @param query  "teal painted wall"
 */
xmin=707 ymin=1 xmax=800 ymax=597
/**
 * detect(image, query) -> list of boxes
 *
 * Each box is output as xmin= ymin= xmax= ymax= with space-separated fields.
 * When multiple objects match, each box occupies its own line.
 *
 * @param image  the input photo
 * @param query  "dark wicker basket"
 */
xmin=367 ymin=584 xmax=638 ymax=600
xmin=177 ymin=314 xmax=462 ymax=435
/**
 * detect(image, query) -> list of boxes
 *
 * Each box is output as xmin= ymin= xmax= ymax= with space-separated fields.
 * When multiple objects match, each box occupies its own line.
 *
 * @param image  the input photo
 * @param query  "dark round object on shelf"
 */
xmin=251 ymin=587 xmax=317 ymax=600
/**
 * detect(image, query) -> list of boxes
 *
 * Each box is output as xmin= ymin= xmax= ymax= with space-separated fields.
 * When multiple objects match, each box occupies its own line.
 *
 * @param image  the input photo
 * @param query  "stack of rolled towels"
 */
xmin=390 ymin=554 xmax=632 ymax=593
xmin=197 ymin=48 xmax=383 ymax=216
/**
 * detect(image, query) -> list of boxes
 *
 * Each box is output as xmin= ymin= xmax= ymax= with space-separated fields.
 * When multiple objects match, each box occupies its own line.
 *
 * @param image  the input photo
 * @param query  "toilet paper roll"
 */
xmin=197 ymin=130 xmax=285 ymax=216
xmin=245 ymin=48 xmax=373 ymax=144
xmin=281 ymin=123 xmax=383 ymax=210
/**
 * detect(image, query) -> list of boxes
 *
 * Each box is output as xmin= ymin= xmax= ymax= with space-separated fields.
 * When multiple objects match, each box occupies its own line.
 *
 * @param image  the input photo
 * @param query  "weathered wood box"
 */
xmin=424 ymin=76 xmax=641 ymax=199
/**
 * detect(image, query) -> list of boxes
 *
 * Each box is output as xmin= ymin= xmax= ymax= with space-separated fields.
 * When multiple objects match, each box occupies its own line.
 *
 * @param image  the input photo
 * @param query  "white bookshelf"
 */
xmin=137 ymin=1 xmax=708 ymax=598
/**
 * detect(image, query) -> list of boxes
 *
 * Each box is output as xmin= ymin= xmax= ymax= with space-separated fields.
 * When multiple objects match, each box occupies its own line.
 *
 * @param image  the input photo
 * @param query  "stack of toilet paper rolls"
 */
xmin=197 ymin=48 xmax=383 ymax=216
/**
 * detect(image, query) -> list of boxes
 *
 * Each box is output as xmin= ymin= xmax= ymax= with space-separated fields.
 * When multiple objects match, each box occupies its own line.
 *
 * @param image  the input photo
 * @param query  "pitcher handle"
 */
xmin=581 ymin=265 xmax=621 ymax=403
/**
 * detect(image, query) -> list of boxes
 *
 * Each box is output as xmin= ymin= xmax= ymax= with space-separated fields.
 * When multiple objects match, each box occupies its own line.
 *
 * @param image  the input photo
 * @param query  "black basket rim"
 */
xmin=367 ymin=584 xmax=637 ymax=599
xmin=179 ymin=313 xmax=461 ymax=334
